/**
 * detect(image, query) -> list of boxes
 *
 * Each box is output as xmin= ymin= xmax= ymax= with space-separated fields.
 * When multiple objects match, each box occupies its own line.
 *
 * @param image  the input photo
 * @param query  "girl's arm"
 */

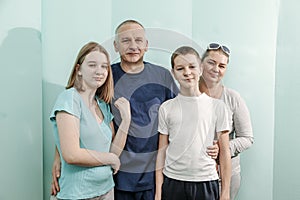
xmin=110 ymin=97 xmax=131 ymax=157
xmin=57 ymin=112 xmax=120 ymax=171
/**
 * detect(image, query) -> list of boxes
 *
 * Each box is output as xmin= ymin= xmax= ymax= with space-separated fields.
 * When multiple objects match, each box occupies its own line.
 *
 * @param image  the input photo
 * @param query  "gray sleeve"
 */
xmin=229 ymin=94 xmax=254 ymax=157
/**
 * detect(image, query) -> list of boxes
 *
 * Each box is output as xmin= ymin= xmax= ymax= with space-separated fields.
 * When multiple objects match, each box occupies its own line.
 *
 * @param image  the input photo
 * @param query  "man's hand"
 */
xmin=51 ymin=151 xmax=61 ymax=195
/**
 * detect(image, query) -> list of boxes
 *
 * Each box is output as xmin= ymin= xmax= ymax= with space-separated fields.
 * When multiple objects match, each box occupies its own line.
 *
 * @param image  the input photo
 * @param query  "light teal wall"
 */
xmin=274 ymin=0 xmax=300 ymax=199
xmin=193 ymin=1 xmax=279 ymax=199
xmin=42 ymin=1 xmax=112 ymax=199
xmin=2 ymin=0 xmax=300 ymax=199
xmin=0 ymin=0 xmax=42 ymax=200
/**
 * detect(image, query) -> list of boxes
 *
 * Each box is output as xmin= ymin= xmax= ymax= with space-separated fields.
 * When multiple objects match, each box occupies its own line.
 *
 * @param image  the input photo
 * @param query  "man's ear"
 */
xmin=113 ymin=40 xmax=119 ymax=53
xmin=144 ymin=40 xmax=149 ymax=52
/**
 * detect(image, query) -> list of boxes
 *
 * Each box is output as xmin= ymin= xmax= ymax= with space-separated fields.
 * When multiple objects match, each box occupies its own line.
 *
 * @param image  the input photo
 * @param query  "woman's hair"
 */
xmin=201 ymin=48 xmax=230 ymax=63
xmin=66 ymin=41 xmax=114 ymax=103
xmin=171 ymin=46 xmax=201 ymax=68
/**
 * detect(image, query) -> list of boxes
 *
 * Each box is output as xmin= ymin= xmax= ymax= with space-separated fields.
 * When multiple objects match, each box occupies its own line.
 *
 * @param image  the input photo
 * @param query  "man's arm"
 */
xmin=51 ymin=147 xmax=61 ymax=195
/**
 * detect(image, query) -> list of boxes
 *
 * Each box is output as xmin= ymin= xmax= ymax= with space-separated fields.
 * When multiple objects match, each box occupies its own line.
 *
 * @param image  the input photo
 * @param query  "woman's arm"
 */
xmin=230 ymin=96 xmax=254 ymax=157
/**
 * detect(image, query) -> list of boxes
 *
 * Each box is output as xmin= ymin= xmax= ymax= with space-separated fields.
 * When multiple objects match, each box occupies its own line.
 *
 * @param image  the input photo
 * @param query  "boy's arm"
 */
xmin=218 ymin=130 xmax=231 ymax=200
xmin=155 ymin=133 xmax=169 ymax=200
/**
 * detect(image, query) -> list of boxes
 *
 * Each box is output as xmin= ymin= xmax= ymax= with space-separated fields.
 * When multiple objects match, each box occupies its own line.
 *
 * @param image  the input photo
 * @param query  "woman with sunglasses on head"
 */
xmin=199 ymin=43 xmax=254 ymax=200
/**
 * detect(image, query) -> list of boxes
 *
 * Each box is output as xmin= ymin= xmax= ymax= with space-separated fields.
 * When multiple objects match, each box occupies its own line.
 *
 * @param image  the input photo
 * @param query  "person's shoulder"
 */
xmin=161 ymin=96 xmax=177 ymax=107
xmin=111 ymin=62 xmax=121 ymax=70
xmin=55 ymin=88 xmax=81 ymax=106
xmin=111 ymin=62 xmax=120 ymax=67
xmin=224 ymin=87 xmax=242 ymax=98
xmin=202 ymin=93 xmax=226 ymax=107
xmin=57 ymin=88 xmax=77 ymax=99
xmin=111 ymin=62 xmax=124 ymax=80
xmin=144 ymin=61 xmax=169 ymax=72
xmin=223 ymin=87 xmax=246 ymax=105
xmin=50 ymin=88 xmax=81 ymax=120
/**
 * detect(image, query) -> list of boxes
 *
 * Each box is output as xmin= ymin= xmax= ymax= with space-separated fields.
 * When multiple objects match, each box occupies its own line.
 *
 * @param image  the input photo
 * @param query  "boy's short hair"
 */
xmin=171 ymin=46 xmax=201 ymax=68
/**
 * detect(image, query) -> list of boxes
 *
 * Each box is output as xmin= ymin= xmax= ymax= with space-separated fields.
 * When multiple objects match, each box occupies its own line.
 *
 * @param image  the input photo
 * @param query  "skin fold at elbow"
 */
xmin=61 ymin=150 xmax=84 ymax=165
xmin=62 ymin=152 xmax=78 ymax=165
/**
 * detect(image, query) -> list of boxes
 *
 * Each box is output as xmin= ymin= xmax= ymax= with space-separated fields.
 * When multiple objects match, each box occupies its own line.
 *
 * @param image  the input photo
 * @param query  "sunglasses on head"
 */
xmin=207 ymin=43 xmax=230 ymax=56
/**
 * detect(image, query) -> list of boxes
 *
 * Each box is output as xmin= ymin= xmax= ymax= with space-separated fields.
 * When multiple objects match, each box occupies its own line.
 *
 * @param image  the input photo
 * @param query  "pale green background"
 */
xmin=0 ymin=0 xmax=299 ymax=199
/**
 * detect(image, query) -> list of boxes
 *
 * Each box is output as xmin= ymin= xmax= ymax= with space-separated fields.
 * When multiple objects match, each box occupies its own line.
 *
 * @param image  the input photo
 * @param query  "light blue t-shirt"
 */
xmin=50 ymin=88 xmax=114 ymax=199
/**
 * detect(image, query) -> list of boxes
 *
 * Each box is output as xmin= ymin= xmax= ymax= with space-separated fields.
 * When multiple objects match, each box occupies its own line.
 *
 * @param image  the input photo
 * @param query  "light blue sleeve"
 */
xmin=50 ymin=88 xmax=81 ymax=121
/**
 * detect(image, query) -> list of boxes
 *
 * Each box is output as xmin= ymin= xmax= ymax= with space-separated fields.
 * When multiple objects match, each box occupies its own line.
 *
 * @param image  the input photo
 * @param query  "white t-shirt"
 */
xmin=158 ymin=93 xmax=229 ymax=182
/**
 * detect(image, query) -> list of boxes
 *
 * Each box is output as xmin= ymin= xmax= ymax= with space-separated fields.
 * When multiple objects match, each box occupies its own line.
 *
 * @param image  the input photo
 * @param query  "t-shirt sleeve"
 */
xmin=215 ymin=100 xmax=230 ymax=134
xmin=158 ymin=104 xmax=168 ymax=135
xmin=50 ymin=89 xmax=81 ymax=121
